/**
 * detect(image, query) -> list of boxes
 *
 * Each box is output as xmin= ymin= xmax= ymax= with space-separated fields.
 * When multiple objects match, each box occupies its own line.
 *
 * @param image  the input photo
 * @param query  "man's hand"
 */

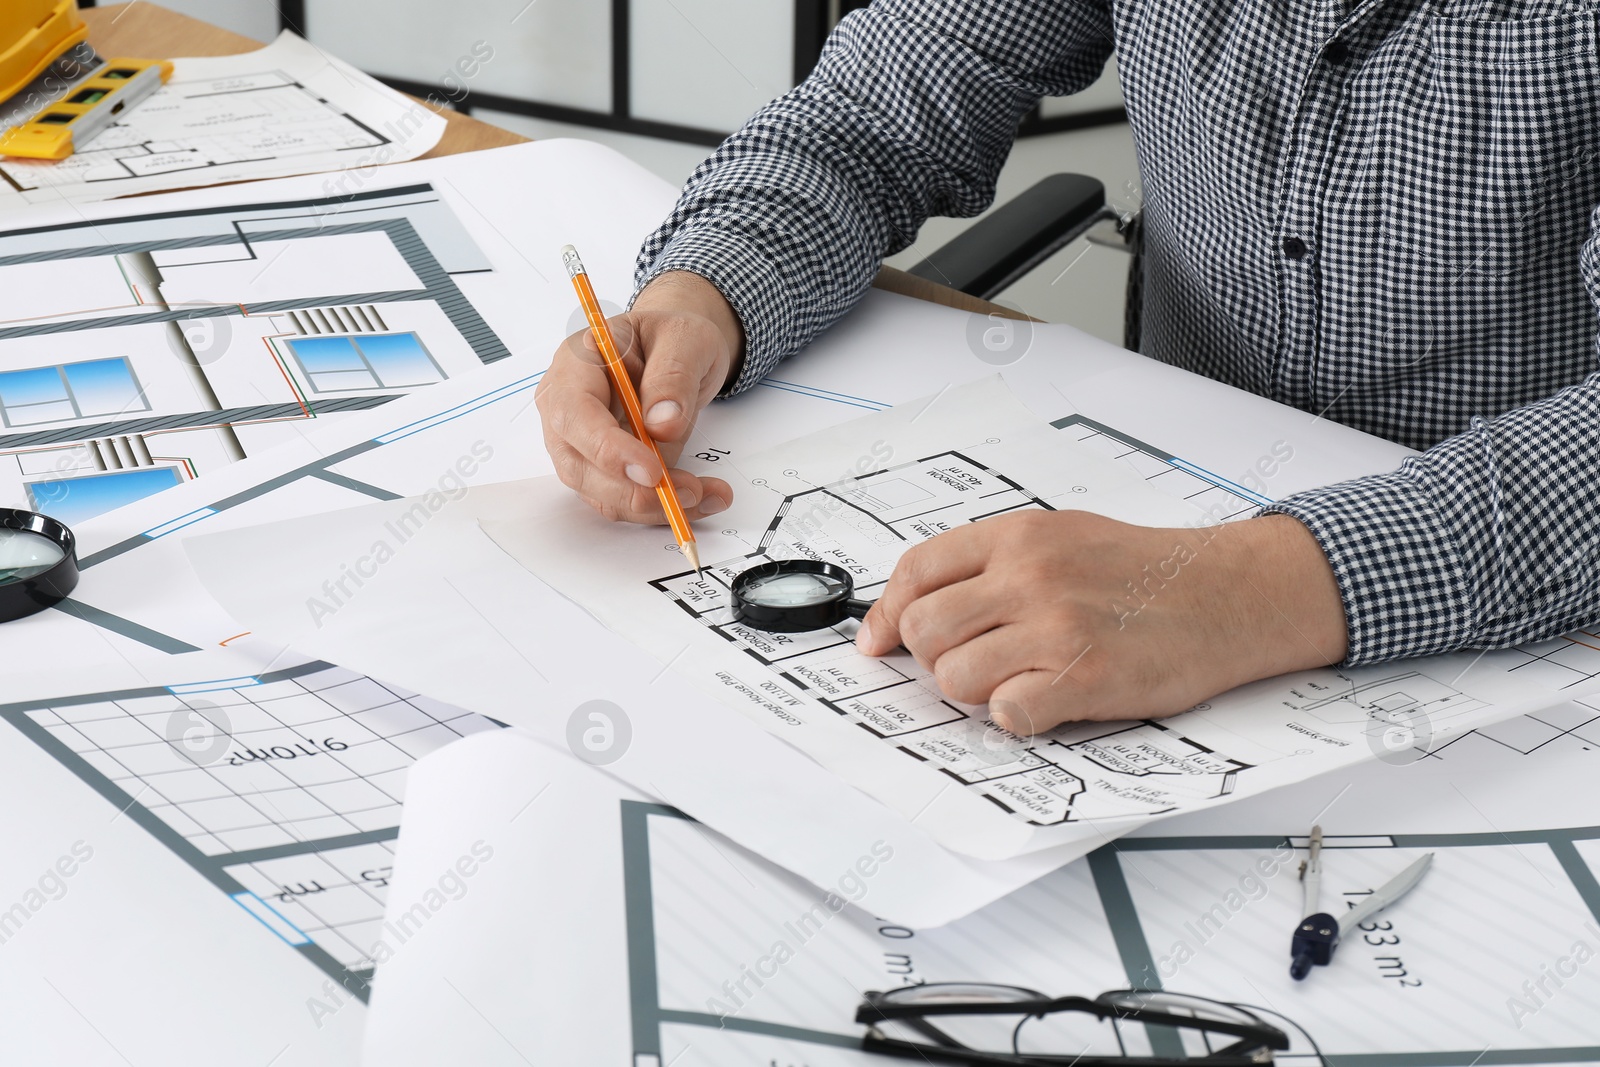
xmin=537 ymin=271 xmax=744 ymax=523
xmin=855 ymin=511 xmax=1348 ymax=734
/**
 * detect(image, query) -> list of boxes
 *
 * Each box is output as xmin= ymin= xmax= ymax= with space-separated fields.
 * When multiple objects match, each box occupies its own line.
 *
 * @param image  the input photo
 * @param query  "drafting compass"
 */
xmin=1289 ymin=825 xmax=1434 ymax=980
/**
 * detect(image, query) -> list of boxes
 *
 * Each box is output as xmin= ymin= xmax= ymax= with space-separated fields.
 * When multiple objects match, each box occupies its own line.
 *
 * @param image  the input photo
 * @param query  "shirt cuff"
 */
xmin=1262 ymin=469 xmax=1478 ymax=666
xmin=633 ymin=225 xmax=794 ymax=397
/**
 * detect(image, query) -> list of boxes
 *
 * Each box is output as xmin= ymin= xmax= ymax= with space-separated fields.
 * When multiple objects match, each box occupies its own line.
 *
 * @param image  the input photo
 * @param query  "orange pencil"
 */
xmin=561 ymin=244 xmax=702 ymax=575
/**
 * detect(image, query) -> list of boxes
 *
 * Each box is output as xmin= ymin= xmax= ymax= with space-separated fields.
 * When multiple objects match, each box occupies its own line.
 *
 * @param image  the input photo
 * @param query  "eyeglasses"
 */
xmin=855 ymin=983 xmax=1300 ymax=1066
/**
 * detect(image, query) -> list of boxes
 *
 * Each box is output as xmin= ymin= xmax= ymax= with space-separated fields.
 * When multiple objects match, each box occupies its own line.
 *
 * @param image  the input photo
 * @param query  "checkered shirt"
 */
xmin=635 ymin=0 xmax=1600 ymax=666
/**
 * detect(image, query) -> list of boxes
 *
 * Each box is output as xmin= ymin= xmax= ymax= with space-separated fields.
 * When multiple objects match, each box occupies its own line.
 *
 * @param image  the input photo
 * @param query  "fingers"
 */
xmin=576 ymin=467 xmax=733 ymax=525
xmin=538 ymin=328 xmax=664 ymax=490
xmin=857 ymin=526 xmax=993 ymax=656
xmin=986 ymin=673 xmax=1065 ymax=735
xmin=540 ymin=306 xmax=735 ymax=526
xmin=893 ymin=577 xmax=1004 ymax=671
xmin=927 ymin=623 xmax=1035 ymax=705
xmin=924 ymin=623 xmax=1100 ymax=718
xmin=984 ymin=645 xmax=1118 ymax=734
xmin=636 ymin=319 xmax=719 ymax=446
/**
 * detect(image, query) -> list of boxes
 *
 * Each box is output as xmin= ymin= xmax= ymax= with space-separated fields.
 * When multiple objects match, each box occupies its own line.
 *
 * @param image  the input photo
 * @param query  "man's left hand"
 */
xmin=854 ymin=510 xmax=1349 ymax=734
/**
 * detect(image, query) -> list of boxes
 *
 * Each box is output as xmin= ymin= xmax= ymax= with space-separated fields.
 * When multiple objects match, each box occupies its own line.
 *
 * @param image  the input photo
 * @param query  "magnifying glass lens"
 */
xmin=0 ymin=529 xmax=67 ymax=584
xmin=730 ymin=559 xmax=870 ymax=633
xmin=0 ymin=509 xmax=79 ymax=622
xmin=741 ymin=570 xmax=849 ymax=608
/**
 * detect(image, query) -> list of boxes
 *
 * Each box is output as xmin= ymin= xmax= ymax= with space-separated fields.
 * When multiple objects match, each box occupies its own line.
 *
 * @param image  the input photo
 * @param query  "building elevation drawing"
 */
xmin=0 ymin=182 xmax=506 ymax=524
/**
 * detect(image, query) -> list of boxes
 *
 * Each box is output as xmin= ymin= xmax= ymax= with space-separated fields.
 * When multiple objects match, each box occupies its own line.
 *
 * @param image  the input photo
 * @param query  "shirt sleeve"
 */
xmin=1264 ymin=205 xmax=1600 ymax=665
xmin=633 ymin=0 xmax=1115 ymax=394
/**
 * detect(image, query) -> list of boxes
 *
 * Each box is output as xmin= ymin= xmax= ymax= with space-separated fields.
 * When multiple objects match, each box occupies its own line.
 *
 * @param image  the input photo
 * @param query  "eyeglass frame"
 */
xmin=854 ymin=983 xmax=1291 ymax=1066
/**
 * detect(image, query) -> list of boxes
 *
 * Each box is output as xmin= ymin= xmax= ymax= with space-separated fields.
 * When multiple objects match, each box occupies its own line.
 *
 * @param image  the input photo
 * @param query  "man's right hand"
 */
xmin=536 ymin=270 xmax=745 ymax=524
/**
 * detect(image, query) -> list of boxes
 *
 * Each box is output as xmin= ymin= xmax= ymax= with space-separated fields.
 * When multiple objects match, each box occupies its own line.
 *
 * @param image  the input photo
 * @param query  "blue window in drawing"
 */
xmin=28 ymin=467 xmax=183 ymax=526
xmin=285 ymin=332 xmax=445 ymax=394
xmin=0 ymin=357 xmax=149 ymax=428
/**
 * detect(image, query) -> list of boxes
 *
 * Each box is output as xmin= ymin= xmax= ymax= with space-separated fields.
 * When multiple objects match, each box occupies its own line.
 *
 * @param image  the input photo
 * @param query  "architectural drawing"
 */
xmin=0 ymin=182 xmax=506 ymax=524
xmin=1054 ymin=413 xmax=1269 ymax=520
xmin=0 ymin=70 xmax=390 ymax=198
xmin=0 ymin=32 xmax=443 ymax=209
xmin=647 ymin=418 xmax=1491 ymax=831
xmin=621 ymin=799 xmax=1600 ymax=1065
xmin=0 ymin=659 xmax=499 ymax=997
xmin=0 ymin=138 xmax=686 ymax=670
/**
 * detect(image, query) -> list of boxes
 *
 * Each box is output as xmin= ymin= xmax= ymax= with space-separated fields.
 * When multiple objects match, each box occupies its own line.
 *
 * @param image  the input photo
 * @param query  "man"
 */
xmin=536 ymin=0 xmax=1600 ymax=735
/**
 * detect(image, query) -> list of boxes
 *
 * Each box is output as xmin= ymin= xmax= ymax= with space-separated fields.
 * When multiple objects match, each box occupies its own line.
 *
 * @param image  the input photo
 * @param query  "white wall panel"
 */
xmin=303 ymin=0 xmax=612 ymax=112
xmin=140 ymin=2 xmax=1121 ymax=144
xmin=1039 ymin=59 xmax=1124 ymax=118
xmin=630 ymin=0 xmax=792 ymax=131
xmin=151 ymin=0 xmax=279 ymax=43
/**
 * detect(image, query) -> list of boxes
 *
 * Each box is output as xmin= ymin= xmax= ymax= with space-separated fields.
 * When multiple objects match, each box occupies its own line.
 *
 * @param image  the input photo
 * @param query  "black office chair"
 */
xmin=906 ymin=175 xmax=1144 ymax=352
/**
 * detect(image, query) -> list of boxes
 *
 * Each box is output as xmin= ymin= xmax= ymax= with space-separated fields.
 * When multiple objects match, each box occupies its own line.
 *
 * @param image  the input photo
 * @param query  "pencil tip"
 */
xmin=683 ymin=542 xmax=702 ymax=576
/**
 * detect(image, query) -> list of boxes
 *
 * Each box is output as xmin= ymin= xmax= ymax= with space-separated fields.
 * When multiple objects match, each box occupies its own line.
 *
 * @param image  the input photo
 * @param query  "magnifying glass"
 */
xmin=0 ymin=508 xmax=79 ymax=623
xmin=730 ymin=559 xmax=874 ymax=634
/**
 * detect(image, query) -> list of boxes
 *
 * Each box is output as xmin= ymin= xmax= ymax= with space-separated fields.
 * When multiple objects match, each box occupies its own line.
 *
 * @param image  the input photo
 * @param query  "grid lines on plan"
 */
xmin=1 ymin=661 xmax=498 ymax=987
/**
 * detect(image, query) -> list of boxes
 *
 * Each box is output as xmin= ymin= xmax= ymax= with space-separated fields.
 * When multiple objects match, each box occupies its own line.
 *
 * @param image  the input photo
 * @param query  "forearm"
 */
xmin=1198 ymin=514 xmax=1349 ymax=679
xmin=635 ymin=0 xmax=1115 ymax=394
xmin=1267 ymin=372 xmax=1600 ymax=663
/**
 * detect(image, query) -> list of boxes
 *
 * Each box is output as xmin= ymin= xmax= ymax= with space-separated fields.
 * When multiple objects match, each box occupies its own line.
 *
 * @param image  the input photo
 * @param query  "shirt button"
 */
xmin=1324 ymin=40 xmax=1351 ymax=65
xmin=1282 ymin=236 xmax=1308 ymax=260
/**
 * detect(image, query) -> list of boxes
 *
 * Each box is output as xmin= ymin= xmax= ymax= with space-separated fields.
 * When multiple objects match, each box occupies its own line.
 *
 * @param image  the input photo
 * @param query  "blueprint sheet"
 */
xmin=485 ymin=377 xmax=1592 ymax=861
xmin=361 ymin=731 xmax=1600 ymax=1067
xmin=182 ymin=472 xmax=1114 ymax=928
xmin=0 ymin=135 xmax=643 ymax=530
xmin=0 ymin=33 xmax=444 ymax=211
xmin=0 ymin=136 xmax=677 ymax=665
xmin=171 ymin=288 xmax=1600 ymax=918
xmin=0 ymin=643 xmax=504 ymax=1066
xmin=0 ymin=137 xmax=676 ymax=1062
xmin=18 ymin=256 xmax=1597 ymax=1057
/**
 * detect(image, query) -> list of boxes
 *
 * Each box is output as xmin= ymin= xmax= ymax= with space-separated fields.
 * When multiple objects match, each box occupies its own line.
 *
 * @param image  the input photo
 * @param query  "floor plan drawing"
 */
xmin=620 ymin=800 xmax=1600 ymax=1066
xmin=650 ymin=441 xmax=1258 ymax=827
xmin=0 ymin=139 xmax=679 ymax=678
xmin=645 ymin=421 xmax=1480 ymax=831
xmin=1052 ymin=413 xmax=1268 ymax=521
xmin=0 ymin=138 xmax=686 ymax=667
xmin=0 ymin=658 xmax=499 ymax=997
xmin=0 ymin=32 xmax=444 ymax=210
xmin=358 ymin=719 xmax=1600 ymax=1065
xmin=0 ymin=70 xmax=389 ymax=199
xmin=503 ymin=377 xmax=1596 ymax=861
xmin=15 ymin=362 xmax=544 ymax=665
xmin=0 ymin=181 xmax=507 ymax=524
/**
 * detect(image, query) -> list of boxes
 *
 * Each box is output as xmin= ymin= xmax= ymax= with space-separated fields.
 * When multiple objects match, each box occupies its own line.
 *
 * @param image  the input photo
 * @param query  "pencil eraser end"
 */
xmin=560 ymin=245 xmax=584 ymax=278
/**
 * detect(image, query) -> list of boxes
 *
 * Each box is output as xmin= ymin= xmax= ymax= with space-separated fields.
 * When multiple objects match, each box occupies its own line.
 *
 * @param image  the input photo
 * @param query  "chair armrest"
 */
xmin=906 ymin=174 xmax=1108 ymax=301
